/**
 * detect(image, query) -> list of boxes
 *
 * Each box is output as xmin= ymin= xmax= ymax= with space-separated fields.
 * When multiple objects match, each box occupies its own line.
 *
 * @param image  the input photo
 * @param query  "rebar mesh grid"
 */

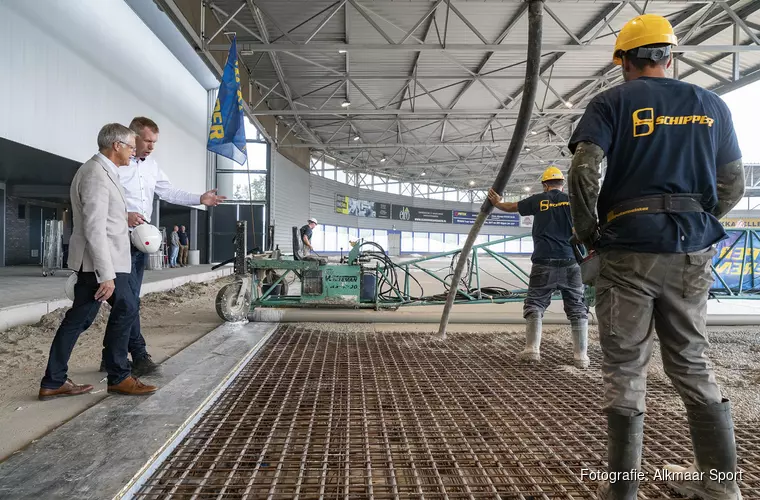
xmin=135 ymin=326 xmax=760 ymax=499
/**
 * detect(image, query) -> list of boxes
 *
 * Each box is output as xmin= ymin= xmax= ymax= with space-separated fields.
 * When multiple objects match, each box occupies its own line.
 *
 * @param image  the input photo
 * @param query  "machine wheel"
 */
xmin=215 ymin=281 xmax=252 ymax=322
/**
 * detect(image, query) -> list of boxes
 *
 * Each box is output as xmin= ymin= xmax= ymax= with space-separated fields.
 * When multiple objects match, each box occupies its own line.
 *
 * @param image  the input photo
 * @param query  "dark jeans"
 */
xmin=524 ymin=260 xmax=588 ymax=320
xmin=42 ymin=272 xmax=136 ymax=388
xmin=103 ymin=247 xmax=148 ymax=362
xmin=127 ymin=247 xmax=148 ymax=359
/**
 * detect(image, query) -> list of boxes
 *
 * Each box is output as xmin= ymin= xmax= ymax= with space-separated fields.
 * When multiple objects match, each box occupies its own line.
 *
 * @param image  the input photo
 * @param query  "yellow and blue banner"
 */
xmin=711 ymin=229 xmax=760 ymax=293
xmin=208 ymin=36 xmax=247 ymax=165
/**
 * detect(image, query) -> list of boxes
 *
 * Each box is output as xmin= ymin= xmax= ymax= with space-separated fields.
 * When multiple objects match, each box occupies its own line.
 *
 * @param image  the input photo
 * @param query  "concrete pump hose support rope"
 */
xmin=567 ymin=12 xmax=746 ymax=500
xmin=438 ymin=0 xmax=544 ymax=340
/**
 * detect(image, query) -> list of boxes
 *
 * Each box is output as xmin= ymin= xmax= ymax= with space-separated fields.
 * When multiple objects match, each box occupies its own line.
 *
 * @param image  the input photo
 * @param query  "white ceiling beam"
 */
xmin=254 ymin=109 xmax=584 ymax=116
xmin=293 ymin=141 xmax=569 ymax=148
xmin=226 ymin=43 xmax=760 ymax=53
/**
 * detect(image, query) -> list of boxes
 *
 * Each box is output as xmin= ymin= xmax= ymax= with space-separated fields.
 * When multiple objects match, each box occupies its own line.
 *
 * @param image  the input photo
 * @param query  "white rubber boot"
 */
xmin=571 ymin=318 xmax=590 ymax=369
xmin=518 ymin=314 xmax=541 ymax=362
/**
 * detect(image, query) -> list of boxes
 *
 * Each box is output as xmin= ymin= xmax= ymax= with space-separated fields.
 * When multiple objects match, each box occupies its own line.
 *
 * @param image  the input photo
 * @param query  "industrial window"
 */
xmin=373 ymin=230 xmax=388 ymax=250
xmin=309 ymin=224 xmax=531 ymax=256
xmin=323 ymin=225 xmax=338 ymax=252
xmin=505 ymin=238 xmax=521 ymax=254
xmin=444 ymin=233 xmax=458 ymax=250
xmin=401 ymin=232 xmax=413 ymax=252
xmin=310 ymin=226 xmax=323 ymax=251
xmin=359 ymin=229 xmax=373 ymax=241
xmin=216 ymin=118 xmax=269 ymax=204
xmin=413 ymin=232 xmax=428 ymax=253
xmin=475 ymin=234 xmax=489 ymax=255
xmin=520 ymin=236 xmax=534 ymax=254
xmin=429 ymin=233 xmax=445 ymax=253
xmin=335 ymin=169 xmax=347 ymax=184
xmin=488 ymin=235 xmax=506 ymax=254
xmin=337 ymin=226 xmax=350 ymax=252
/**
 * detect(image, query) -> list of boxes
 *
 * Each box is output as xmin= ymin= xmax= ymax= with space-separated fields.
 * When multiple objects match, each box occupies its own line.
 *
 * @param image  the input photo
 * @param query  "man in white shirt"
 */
xmin=99 ymin=116 xmax=226 ymax=376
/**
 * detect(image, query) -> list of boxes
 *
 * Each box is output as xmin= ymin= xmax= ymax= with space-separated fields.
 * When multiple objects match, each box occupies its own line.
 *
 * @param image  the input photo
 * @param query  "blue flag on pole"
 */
xmin=208 ymin=36 xmax=248 ymax=165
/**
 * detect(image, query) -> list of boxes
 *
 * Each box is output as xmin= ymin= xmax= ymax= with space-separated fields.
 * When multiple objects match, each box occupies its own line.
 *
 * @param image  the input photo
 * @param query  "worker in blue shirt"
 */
xmin=567 ymin=14 xmax=745 ymax=500
xmin=488 ymin=166 xmax=589 ymax=369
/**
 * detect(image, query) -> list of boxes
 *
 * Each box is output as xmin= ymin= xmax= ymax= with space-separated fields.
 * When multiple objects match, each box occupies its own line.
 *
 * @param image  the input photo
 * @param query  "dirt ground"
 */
xmin=0 ymin=276 xmax=233 ymax=461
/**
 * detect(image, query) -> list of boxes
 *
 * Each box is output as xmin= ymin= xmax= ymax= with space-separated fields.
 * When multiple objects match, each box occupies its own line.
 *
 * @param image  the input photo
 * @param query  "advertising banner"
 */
xmin=335 ymin=194 xmax=390 ymax=219
xmin=720 ymin=218 xmax=760 ymax=229
xmin=391 ymin=205 xmax=452 ymax=223
xmin=711 ymin=230 xmax=760 ymax=292
xmin=452 ymin=210 xmax=520 ymax=227
xmin=520 ymin=215 xmax=534 ymax=228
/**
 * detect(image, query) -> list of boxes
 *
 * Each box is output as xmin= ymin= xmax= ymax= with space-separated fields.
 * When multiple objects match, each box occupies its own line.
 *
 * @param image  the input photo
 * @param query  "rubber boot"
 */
xmin=663 ymin=399 xmax=743 ymax=500
xmin=597 ymin=412 xmax=644 ymax=500
xmin=518 ymin=313 xmax=541 ymax=362
xmin=571 ymin=318 xmax=590 ymax=369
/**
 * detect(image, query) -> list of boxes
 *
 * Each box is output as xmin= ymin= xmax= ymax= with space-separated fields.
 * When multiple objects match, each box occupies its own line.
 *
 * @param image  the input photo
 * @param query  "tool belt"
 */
xmin=605 ymin=193 xmax=704 ymax=225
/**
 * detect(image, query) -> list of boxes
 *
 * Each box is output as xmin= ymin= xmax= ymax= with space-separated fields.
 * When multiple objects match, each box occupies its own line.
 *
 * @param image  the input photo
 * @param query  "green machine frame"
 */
xmin=215 ymin=223 xmax=760 ymax=321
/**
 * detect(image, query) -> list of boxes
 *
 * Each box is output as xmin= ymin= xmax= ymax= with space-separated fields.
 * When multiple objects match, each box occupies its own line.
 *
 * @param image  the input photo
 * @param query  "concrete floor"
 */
xmin=0 ymin=322 xmax=277 ymax=499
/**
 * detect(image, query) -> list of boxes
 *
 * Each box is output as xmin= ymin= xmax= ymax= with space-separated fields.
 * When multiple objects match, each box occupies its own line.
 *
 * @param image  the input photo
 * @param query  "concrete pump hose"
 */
xmin=438 ymin=0 xmax=545 ymax=340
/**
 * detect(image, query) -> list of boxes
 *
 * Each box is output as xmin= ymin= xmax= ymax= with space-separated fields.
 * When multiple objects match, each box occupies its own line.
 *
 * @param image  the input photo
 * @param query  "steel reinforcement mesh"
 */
xmin=135 ymin=326 xmax=760 ymax=499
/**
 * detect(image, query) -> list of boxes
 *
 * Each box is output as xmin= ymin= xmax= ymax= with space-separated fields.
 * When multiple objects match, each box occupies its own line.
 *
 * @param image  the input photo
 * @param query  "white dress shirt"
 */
xmin=96 ymin=153 xmax=119 ymax=177
xmin=118 ymin=155 xmax=201 ymax=223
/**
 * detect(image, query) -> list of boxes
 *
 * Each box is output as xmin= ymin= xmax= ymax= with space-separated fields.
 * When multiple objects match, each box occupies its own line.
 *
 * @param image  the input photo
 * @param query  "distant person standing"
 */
xmin=169 ymin=226 xmax=180 ymax=268
xmin=178 ymin=225 xmax=189 ymax=267
xmin=100 ymin=116 xmax=227 ymax=377
xmin=299 ymin=218 xmax=318 ymax=259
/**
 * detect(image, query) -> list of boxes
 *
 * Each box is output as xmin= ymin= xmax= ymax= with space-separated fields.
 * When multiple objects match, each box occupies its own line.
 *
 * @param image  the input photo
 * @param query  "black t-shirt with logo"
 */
xmin=569 ymin=76 xmax=742 ymax=253
xmin=517 ymin=190 xmax=575 ymax=262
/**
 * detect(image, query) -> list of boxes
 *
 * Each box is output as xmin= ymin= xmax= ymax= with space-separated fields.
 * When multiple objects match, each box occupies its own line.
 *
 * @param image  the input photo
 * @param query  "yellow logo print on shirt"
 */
xmin=539 ymin=200 xmax=570 ymax=211
xmin=632 ymin=108 xmax=715 ymax=137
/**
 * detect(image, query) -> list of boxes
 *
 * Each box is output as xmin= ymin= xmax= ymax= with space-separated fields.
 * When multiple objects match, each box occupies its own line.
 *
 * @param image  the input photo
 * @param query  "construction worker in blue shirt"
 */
xmin=567 ymin=14 xmax=745 ymax=500
xmin=488 ymin=166 xmax=589 ymax=369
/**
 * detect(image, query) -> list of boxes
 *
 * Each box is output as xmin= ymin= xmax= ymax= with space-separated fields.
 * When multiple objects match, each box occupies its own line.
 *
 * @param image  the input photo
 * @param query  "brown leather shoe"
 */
xmin=38 ymin=379 xmax=94 ymax=401
xmin=107 ymin=376 xmax=158 ymax=396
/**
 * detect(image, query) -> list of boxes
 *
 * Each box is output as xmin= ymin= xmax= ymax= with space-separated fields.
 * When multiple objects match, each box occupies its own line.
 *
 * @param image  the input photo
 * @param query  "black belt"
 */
xmin=605 ymin=194 xmax=704 ymax=224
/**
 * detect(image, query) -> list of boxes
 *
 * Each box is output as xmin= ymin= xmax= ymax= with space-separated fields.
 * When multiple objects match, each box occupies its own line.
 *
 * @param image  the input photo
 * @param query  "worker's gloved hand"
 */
xmin=574 ymin=224 xmax=601 ymax=249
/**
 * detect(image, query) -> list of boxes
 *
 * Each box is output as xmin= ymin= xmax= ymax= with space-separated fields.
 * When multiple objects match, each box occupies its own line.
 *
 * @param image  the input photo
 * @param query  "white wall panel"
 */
xmin=309 ymin=175 xmax=527 ymax=236
xmin=271 ymin=151 xmax=310 ymax=250
xmin=0 ymin=0 xmax=208 ymax=195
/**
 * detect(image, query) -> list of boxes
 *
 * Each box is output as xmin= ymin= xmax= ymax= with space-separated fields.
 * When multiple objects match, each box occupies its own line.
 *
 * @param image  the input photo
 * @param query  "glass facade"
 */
xmin=311 ymin=224 xmax=534 ymax=254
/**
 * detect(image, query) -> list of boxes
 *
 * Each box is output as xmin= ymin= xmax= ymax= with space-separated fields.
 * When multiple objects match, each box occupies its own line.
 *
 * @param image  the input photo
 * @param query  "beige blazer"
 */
xmin=67 ymin=154 xmax=131 ymax=282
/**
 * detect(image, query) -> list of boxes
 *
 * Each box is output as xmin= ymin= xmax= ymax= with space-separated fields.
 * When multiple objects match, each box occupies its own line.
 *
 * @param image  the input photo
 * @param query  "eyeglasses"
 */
xmin=118 ymin=141 xmax=137 ymax=151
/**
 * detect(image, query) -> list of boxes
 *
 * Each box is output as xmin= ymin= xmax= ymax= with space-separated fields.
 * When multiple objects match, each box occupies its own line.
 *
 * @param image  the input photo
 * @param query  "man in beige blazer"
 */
xmin=39 ymin=123 xmax=158 ymax=399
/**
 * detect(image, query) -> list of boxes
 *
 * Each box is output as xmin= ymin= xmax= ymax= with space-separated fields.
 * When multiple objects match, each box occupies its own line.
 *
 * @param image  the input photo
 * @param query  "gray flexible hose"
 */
xmin=438 ymin=0 xmax=545 ymax=340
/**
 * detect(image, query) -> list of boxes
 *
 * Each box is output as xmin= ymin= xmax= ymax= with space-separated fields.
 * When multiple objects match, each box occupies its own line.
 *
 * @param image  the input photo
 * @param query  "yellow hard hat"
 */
xmin=613 ymin=14 xmax=678 ymax=65
xmin=541 ymin=166 xmax=564 ymax=183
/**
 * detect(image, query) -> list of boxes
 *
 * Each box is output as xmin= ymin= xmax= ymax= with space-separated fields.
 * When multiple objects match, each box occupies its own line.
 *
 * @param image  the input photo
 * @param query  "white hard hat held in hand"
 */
xmin=131 ymin=224 xmax=162 ymax=254
xmin=65 ymin=272 xmax=78 ymax=301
